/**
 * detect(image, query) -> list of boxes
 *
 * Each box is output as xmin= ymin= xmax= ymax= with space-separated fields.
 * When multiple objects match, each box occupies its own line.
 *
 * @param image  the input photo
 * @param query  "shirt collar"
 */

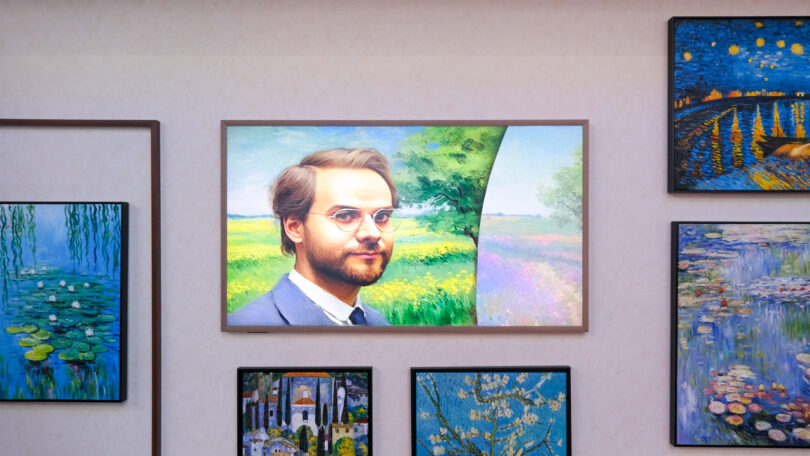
xmin=288 ymin=269 xmax=366 ymax=326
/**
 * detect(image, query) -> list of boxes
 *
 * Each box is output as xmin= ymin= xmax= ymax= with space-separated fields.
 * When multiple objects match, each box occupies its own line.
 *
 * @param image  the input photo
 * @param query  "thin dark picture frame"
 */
xmin=221 ymin=120 xmax=589 ymax=333
xmin=411 ymin=366 xmax=572 ymax=456
xmin=237 ymin=366 xmax=373 ymax=456
xmin=670 ymin=221 xmax=810 ymax=447
xmin=0 ymin=119 xmax=162 ymax=455
xmin=668 ymin=16 xmax=810 ymax=193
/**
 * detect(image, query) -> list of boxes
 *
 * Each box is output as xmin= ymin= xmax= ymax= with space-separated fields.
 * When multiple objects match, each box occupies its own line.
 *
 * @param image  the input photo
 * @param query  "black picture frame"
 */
xmin=668 ymin=16 xmax=810 ymax=192
xmin=237 ymin=367 xmax=373 ymax=456
xmin=671 ymin=222 xmax=810 ymax=447
xmin=411 ymin=366 xmax=572 ymax=456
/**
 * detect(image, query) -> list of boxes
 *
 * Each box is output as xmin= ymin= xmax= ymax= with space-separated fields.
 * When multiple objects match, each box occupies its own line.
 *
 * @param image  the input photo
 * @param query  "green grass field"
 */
xmin=226 ymin=217 xmax=477 ymax=325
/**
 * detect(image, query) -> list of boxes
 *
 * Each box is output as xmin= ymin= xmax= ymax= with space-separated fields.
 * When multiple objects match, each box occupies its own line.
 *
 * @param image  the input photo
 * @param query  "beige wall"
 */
xmin=2 ymin=1 xmax=809 ymax=454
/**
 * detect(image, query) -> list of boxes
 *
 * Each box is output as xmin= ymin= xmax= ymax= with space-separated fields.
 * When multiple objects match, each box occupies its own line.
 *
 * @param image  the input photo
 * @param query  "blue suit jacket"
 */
xmin=227 ymin=274 xmax=390 ymax=326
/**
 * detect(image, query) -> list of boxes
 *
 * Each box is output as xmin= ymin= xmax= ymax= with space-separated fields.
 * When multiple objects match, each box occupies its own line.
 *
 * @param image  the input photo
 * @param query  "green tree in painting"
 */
xmin=276 ymin=375 xmax=284 ymax=427
xmin=317 ymin=426 xmax=326 ymax=456
xmin=335 ymin=437 xmax=355 ymax=456
xmin=537 ymin=146 xmax=583 ymax=230
xmin=315 ymin=379 xmax=322 ymax=427
xmin=396 ymin=127 xmax=506 ymax=246
xmin=297 ymin=426 xmax=311 ymax=453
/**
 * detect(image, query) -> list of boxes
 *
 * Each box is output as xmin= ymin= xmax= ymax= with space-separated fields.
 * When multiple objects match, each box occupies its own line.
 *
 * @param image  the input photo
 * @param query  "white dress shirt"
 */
xmin=288 ymin=269 xmax=368 ymax=326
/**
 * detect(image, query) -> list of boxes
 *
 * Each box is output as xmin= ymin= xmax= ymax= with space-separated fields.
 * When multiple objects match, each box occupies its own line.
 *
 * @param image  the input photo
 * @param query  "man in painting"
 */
xmin=228 ymin=148 xmax=396 ymax=326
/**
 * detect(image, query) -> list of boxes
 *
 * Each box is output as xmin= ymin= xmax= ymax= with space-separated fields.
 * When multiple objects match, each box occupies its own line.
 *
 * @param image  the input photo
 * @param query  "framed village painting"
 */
xmin=237 ymin=367 xmax=372 ymax=456
xmin=671 ymin=222 xmax=810 ymax=447
xmin=0 ymin=202 xmax=127 ymax=401
xmin=412 ymin=366 xmax=571 ymax=456
xmin=222 ymin=121 xmax=588 ymax=331
xmin=669 ymin=17 xmax=810 ymax=192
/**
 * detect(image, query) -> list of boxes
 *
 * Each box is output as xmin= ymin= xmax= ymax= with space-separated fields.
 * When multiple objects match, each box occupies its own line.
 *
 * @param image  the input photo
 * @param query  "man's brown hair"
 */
xmin=271 ymin=148 xmax=398 ymax=255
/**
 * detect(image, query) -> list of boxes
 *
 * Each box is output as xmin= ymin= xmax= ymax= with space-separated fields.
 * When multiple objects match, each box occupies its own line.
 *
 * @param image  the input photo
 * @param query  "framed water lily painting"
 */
xmin=672 ymin=222 xmax=810 ymax=447
xmin=0 ymin=202 xmax=127 ymax=401
xmin=669 ymin=17 xmax=810 ymax=192
xmin=412 ymin=367 xmax=571 ymax=456
xmin=237 ymin=367 xmax=372 ymax=456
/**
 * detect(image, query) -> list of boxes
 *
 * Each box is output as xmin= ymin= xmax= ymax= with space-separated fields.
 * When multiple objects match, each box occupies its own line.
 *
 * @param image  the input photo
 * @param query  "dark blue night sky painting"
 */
xmin=671 ymin=18 xmax=810 ymax=191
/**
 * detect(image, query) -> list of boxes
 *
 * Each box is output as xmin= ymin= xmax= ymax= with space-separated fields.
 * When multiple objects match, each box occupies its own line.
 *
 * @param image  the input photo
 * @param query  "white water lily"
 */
xmin=85 ymin=328 xmax=94 ymax=337
xmin=71 ymin=301 xmax=81 ymax=309
xmin=84 ymin=282 xmax=90 ymax=288
xmin=49 ymin=314 xmax=57 ymax=322
xmin=48 ymin=295 xmax=56 ymax=302
xmin=68 ymin=285 xmax=74 ymax=292
xmin=59 ymin=280 xmax=66 ymax=287
xmin=37 ymin=281 xmax=44 ymax=289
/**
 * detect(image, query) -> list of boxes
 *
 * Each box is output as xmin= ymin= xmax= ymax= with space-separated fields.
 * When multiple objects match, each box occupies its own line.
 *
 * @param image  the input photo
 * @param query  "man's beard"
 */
xmin=305 ymin=242 xmax=390 ymax=286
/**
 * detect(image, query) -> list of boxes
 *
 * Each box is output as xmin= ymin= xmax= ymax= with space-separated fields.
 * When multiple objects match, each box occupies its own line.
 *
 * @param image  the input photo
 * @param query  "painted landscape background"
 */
xmin=0 ymin=203 xmax=125 ymax=401
xmin=674 ymin=223 xmax=810 ymax=446
xmin=413 ymin=369 xmax=570 ymax=456
xmin=671 ymin=18 xmax=810 ymax=191
xmin=226 ymin=125 xmax=584 ymax=327
xmin=239 ymin=369 xmax=370 ymax=456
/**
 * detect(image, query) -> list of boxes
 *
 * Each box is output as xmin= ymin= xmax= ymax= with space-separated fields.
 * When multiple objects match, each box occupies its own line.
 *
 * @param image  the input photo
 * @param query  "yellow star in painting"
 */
xmin=756 ymin=37 xmax=765 ymax=47
xmin=777 ymin=40 xmax=786 ymax=48
xmin=755 ymin=21 xmax=764 ymax=28
xmin=729 ymin=45 xmax=740 ymax=55
xmin=683 ymin=51 xmax=692 ymax=62
xmin=792 ymin=43 xmax=804 ymax=55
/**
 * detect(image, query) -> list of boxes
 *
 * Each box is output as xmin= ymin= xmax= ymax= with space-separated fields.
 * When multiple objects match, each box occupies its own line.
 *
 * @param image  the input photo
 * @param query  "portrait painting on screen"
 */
xmin=223 ymin=122 xmax=587 ymax=330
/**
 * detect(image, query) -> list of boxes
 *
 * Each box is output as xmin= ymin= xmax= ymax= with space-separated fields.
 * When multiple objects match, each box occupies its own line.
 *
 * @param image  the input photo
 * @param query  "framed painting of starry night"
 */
xmin=237 ymin=367 xmax=372 ymax=456
xmin=669 ymin=17 xmax=810 ymax=192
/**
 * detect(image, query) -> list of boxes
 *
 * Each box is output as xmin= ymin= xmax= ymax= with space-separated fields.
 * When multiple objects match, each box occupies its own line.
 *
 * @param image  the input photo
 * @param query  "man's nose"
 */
xmin=355 ymin=213 xmax=382 ymax=240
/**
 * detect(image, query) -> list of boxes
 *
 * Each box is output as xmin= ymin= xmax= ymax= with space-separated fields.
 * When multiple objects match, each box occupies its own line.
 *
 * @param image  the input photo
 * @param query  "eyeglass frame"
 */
xmin=307 ymin=207 xmax=399 ymax=232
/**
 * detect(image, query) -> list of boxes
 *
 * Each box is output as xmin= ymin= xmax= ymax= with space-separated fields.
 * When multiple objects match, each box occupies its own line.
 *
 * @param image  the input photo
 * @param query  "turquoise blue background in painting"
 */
xmin=414 ymin=370 xmax=569 ymax=456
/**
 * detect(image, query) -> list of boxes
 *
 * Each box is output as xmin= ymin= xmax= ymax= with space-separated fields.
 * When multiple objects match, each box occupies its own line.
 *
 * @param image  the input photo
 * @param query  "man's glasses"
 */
xmin=309 ymin=208 xmax=400 ymax=232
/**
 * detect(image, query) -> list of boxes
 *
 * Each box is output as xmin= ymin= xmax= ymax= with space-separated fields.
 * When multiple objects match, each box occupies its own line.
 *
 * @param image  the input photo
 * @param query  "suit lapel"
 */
xmin=271 ymin=275 xmax=337 ymax=326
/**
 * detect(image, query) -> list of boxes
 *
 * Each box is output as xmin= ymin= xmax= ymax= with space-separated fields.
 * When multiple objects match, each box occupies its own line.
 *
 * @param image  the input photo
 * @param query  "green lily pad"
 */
xmin=21 ymin=324 xmax=38 ymax=333
xmin=52 ymin=338 xmax=72 ymax=349
xmin=81 ymin=309 xmax=100 ymax=316
xmin=57 ymin=318 xmax=77 ymax=327
xmin=72 ymin=342 xmax=91 ymax=352
xmin=97 ymin=314 xmax=116 ymax=323
xmin=24 ymin=350 xmax=48 ymax=362
xmin=86 ymin=336 xmax=104 ymax=345
xmin=65 ymin=330 xmax=84 ymax=339
xmin=5 ymin=326 xmax=23 ymax=334
xmin=104 ymin=336 xmax=117 ymax=343
xmin=78 ymin=352 xmax=95 ymax=361
xmin=78 ymin=317 xmax=96 ymax=325
xmin=91 ymin=344 xmax=108 ymax=353
xmin=19 ymin=337 xmax=39 ymax=347
xmin=58 ymin=349 xmax=80 ymax=361
xmin=33 ymin=344 xmax=54 ymax=354
xmin=96 ymin=324 xmax=112 ymax=331
xmin=32 ymin=329 xmax=52 ymax=340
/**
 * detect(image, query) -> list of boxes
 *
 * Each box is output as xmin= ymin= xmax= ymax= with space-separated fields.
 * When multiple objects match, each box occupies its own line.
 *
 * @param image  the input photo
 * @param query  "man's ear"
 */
xmin=283 ymin=215 xmax=305 ymax=245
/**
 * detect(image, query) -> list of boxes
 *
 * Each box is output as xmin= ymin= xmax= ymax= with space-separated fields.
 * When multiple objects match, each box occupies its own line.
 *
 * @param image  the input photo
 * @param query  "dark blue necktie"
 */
xmin=349 ymin=307 xmax=367 ymax=326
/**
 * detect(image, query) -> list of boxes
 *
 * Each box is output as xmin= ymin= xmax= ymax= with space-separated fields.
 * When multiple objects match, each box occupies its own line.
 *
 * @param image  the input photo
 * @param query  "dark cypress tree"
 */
xmin=315 ymin=379 xmax=322 ymax=427
xmin=317 ymin=426 xmax=325 ymax=456
xmin=276 ymin=375 xmax=283 ymax=427
xmin=331 ymin=377 xmax=338 ymax=426
xmin=284 ymin=378 xmax=292 ymax=427
xmin=263 ymin=398 xmax=269 ymax=430
xmin=321 ymin=402 xmax=329 ymax=426
xmin=299 ymin=427 xmax=309 ymax=453
xmin=252 ymin=401 xmax=259 ymax=431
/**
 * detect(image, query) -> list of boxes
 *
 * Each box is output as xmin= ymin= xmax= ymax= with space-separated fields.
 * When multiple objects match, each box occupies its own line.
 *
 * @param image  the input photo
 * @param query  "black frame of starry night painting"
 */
xmin=237 ymin=367 xmax=373 ymax=456
xmin=668 ymin=17 xmax=810 ymax=192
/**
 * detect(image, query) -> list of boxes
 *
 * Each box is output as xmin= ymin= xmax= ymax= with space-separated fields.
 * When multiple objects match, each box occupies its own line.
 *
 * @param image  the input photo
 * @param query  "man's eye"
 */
xmin=374 ymin=212 xmax=391 ymax=223
xmin=333 ymin=211 xmax=359 ymax=222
